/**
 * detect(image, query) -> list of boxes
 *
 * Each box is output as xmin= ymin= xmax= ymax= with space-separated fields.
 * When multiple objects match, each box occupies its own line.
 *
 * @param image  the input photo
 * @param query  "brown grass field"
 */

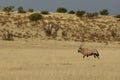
xmin=0 ymin=40 xmax=120 ymax=80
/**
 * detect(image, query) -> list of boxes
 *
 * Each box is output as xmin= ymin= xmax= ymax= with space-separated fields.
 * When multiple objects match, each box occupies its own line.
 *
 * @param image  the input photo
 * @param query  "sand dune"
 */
xmin=0 ymin=11 xmax=120 ymax=42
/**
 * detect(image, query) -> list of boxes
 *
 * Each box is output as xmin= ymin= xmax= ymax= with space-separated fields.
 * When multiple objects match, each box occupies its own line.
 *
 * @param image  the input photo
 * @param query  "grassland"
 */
xmin=0 ymin=40 xmax=120 ymax=80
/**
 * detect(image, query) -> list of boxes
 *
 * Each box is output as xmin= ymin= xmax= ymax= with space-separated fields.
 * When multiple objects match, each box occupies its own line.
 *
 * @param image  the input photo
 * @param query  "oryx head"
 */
xmin=78 ymin=42 xmax=85 ymax=53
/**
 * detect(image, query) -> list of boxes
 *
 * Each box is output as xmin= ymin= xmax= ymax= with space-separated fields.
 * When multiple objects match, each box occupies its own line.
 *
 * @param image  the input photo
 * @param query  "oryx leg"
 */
xmin=87 ymin=55 xmax=89 ymax=57
xmin=94 ymin=55 xmax=96 ymax=58
xmin=83 ymin=55 xmax=85 ymax=58
xmin=97 ymin=56 xmax=100 ymax=59
xmin=96 ymin=54 xmax=100 ymax=59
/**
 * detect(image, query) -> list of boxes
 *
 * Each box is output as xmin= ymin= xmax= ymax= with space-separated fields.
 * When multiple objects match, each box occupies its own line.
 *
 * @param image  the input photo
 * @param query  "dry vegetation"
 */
xmin=0 ymin=11 xmax=120 ymax=80
xmin=0 ymin=11 xmax=120 ymax=42
xmin=0 ymin=40 xmax=120 ymax=80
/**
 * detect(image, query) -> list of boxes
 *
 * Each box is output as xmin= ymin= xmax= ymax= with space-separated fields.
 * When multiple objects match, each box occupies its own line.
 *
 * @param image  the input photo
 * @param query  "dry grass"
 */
xmin=0 ymin=40 xmax=120 ymax=80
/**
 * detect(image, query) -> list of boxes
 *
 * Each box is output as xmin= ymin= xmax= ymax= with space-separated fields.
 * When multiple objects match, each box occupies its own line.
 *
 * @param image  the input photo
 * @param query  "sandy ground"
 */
xmin=0 ymin=39 xmax=120 ymax=80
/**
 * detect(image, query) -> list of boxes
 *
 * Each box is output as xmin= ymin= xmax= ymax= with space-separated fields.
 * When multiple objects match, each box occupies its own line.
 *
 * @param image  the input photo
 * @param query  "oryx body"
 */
xmin=78 ymin=43 xmax=100 ymax=59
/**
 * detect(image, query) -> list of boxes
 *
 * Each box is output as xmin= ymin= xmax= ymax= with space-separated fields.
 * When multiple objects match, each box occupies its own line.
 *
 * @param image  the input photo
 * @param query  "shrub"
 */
xmin=93 ymin=12 xmax=99 ymax=16
xmin=100 ymin=9 xmax=109 ymax=15
xmin=41 ymin=10 xmax=49 ymax=14
xmin=111 ymin=30 xmax=117 ymax=38
xmin=115 ymin=14 xmax=120 ymax=18
xmin=86 ymin=12 xmax=98 ymax=18
xmin=68 ymin=10 xmax=75 ymax=14
xmin=18 ymin=6 xmax=26 ymax=13
xmin=2 ymin=6 xmax=14 ymax=12
xmin=29 ymin=13 xmax=43 ymax=21
xmin=27 ymin=8 xmax=34 ymax=12
xmin=2 ymin=31 xmax=14 ymax=41
xmin=76 ymin=10 xmax=86 ymax=17
xmin=56 ymin=7 xmax=67 ymax=13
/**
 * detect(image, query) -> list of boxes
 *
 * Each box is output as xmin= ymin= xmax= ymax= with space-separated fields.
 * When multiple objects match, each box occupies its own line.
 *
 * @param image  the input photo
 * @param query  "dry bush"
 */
xmin=0 ymin=11 xmax=120 ymax=42
xmin=2 ymin=30 xmax=14 ymax=41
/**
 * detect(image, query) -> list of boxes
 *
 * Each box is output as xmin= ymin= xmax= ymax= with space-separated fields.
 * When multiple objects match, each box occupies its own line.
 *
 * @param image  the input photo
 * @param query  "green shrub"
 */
xmin=68 ymin=10 xmax=75 ymax=14
xmin=41 ymin=10 xmax=49 ymax=14
xmin=115 ymin=14 xmax=120 ymax=18
xmin=18 ymin=6 xmax=26 ymax=13
xmin=100 ymin=9 xmax=109 ymax=15
xmin=27 ymin=8 xmax=34 ymax=12
xmin=76 ymin=10 xmax=86 ymax=17
xmin=29 ymin=13 xmax=43 ymax=21
xmin=86 ymin=12 xmax=98 ymax=18
xmin=56 ymin=7 xmax=67 ymax=13
xmin=2 ymin=6 xmax=14 ymax=12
